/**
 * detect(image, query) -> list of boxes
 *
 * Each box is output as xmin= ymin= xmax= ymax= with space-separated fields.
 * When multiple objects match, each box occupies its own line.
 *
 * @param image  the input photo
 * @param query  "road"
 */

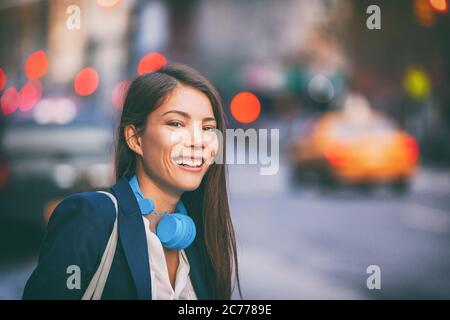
xmin=1 ymin=164 xmax=449 ymax=299
xmin=229 ymin=163 xmax=450 ymax=299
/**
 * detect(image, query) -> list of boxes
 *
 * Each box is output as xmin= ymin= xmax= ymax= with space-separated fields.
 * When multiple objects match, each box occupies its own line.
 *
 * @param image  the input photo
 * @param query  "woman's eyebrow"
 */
xmin=162 ymin=110 xmax=216 ymax=122
xmin=203 ymin=116 xmax=217 ymax=122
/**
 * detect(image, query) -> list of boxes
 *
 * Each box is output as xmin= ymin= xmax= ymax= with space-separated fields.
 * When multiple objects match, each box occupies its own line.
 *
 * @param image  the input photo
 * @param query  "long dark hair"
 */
xmin=114 ymin=63 xmax=242 ymax=299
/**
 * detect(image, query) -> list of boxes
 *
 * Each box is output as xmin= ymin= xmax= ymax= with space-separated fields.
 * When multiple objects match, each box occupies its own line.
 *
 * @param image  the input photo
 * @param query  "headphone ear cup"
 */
xmin=183 ymin=215 xmax=196 ymax=247
xmin=156 ymin=213 xmax=197 ymax=249
xmin=157 ymin=215 xmax=181 ymax=248
xmin=182 ymin=215 xmax=192 ymax=247
xmin=178 ymin=214 xmax=195 ymax=249
xmin=171 ymin=214 xmax=186 ymax=249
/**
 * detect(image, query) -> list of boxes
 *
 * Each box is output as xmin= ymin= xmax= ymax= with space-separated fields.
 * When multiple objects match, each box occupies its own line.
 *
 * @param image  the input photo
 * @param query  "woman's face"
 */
xmin=127 ymin=84 xmax=219 ymax=193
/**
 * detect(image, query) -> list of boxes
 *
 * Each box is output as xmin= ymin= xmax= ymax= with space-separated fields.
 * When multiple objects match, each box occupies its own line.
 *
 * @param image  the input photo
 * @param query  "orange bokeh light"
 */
xmin=0 ymin=68 xmax=6 ymax=91
xmin=230 ymin=92 xmax=261 ymax=124
xmin=414 ymin=0 xmax=436 ymax=27
xmin=429 ymin=0 xmax=448 ymax=12
xmin=97 ymin=0 xmax=122 ymax=8
xmin=137 ymin=52 xmax=167 ymax=75
xmin=18 ymin=80 xmax=43 ymax=112
xmin=74 ymin=67 xmax=100 ymax=96
xmin=1 ymin=87 xmax=19 ymax=115
xmin=25 ymin=50 xmax=48 ymax=80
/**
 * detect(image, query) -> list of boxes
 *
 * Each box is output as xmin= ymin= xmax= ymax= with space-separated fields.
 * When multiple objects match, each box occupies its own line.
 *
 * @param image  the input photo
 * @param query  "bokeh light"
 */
xmin=1 ymin=87 xmax=19 ymax=115
xmin=403 ymin=67 xmax=431 ymax=101
xmin=414 ymin=0 xmax=436 ymax=27
xmin=33 ymin=98 xmax=77 ymax=125
xmin=112 ymin=79 xmax=131 ymax=109
xmin=308 ymin=75 xmax=335 ymax=103
xmin=137 ymin=52 xmax=167 ymax=75
xmin=74 ymin=67 xmax=100 ymax=96
xmin=404 ymin=134 xmax=420 ymax=164
xmin=0 ymin=68 xmax=6 ymax=91
xmin=429 ymin=0 xmax=448 ymax=13
xmin=230 ymin=91 xmax=261 ymax=124
xmin=97 ymin=0 xmax=122 ymax=8
xmin=25 ymin=50 xmax=48 ymax=80
xmin=18 ymin=80 xmax=43 ymax=112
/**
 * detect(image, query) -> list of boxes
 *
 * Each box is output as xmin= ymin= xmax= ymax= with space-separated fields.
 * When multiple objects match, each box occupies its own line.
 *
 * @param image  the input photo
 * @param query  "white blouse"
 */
xmin=142 ymin=217 xmax=198 ymax=300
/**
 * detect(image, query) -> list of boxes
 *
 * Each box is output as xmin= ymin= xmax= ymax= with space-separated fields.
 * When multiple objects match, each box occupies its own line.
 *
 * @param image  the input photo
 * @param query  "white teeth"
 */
xmin=174 ymin=158 xmax=202 ymax=167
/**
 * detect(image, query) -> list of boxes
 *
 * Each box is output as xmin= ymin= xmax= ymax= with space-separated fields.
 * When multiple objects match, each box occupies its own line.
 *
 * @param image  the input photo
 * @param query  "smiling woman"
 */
xmin=123 ymin=81 xmax=219 ymax=191
xmin=22 ymin=63 xmax=242 ymax=300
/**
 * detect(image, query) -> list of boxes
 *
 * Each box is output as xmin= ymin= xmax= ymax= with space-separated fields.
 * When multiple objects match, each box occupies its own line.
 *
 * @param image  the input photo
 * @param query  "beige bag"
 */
xmin=81 ymin=191 xmax=119 ymax=300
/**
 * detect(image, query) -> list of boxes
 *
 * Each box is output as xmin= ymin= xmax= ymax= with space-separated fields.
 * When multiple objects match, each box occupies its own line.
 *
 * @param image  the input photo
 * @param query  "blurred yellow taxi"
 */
xmin=290 ymin=104 xmax=419 ymax=189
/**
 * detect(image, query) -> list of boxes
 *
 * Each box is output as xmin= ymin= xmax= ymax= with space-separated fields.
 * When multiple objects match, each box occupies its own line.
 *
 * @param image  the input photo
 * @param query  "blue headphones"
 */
xmin=128 ymin=175 xmax=196 ymax=250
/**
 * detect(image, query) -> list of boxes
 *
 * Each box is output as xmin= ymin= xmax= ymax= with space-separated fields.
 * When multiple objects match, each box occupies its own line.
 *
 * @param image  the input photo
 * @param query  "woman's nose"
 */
xmin=184 ymin=123 xmax=205 ymax=149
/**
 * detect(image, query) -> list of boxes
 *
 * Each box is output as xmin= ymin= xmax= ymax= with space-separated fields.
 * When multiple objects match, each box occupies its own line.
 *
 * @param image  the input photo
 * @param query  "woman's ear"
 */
xmin=124 ymin=124 xmax=144 ymax=157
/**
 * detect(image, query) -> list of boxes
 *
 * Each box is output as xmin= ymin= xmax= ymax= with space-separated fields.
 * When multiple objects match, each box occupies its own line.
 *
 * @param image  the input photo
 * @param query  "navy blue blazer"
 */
xmin=22 ymin=177 xmax=213 ymax=300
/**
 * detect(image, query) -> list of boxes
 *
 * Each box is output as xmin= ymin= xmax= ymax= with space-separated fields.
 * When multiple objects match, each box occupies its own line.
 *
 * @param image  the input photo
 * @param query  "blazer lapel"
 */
xmin=110 ymin=177 xmax=151 ymax=300
xmin=110 ymin=176 xmax=211 ymax=300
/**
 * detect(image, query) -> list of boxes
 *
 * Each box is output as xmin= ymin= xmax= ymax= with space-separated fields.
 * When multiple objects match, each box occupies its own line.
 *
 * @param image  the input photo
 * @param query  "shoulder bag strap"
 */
xmin=81 ymin=191 xmax=119 ymax=300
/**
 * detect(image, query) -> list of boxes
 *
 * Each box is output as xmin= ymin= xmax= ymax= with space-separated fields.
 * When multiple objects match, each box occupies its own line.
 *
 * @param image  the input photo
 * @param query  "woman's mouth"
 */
xmin=172 ymin=157 xmax=204 ymax=172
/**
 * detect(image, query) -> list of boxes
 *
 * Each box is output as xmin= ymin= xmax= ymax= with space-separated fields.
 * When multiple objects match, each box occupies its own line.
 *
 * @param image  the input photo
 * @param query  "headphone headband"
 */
xmin=129 ymin=175 xmax=187 ymax=216
xmin=128 ymin=175 xmax=196 ymax=250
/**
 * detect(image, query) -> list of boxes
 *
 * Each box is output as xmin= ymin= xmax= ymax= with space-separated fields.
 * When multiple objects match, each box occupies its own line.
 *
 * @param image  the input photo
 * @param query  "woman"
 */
xmin=23 ymin=63 xmax=242 ymax=300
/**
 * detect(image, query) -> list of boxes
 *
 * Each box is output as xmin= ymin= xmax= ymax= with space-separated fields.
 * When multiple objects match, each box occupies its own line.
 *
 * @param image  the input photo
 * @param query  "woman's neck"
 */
xmin=134 ymin=166 xmax=181 ymax=213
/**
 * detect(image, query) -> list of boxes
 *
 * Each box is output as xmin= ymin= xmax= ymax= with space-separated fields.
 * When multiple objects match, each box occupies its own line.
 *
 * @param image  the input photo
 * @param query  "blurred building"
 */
xmin=0 ymin=0 xmax=449 ymax=159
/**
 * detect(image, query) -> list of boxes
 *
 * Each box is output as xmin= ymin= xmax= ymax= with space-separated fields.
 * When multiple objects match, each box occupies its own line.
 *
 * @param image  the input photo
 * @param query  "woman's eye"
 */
xmin=168 ymin=121 xmax=183 ymax=128
xmin=203 ymin=126 xmax=216 ymax=132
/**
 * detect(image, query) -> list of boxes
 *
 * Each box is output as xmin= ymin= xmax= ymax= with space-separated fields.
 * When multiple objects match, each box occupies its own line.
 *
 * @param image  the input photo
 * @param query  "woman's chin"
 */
xmin=171 ymin=171 xmax=204 ymax=191
xmin=175 ymin=180 xmax=202 ymax=192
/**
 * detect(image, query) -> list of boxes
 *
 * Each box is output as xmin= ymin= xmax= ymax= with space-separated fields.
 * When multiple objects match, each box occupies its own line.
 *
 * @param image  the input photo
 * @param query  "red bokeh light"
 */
xmin=429 ymin=0 xmax=448 ymax=12
xmin=25 ymin=50 xmax=48 ymax=80
xmin=18 ymin=80 xmax=43 ymax=112
xmin=74 ymin=67 xmax=100 ymax=96
xmin=404 ymin=135 xmax=420 ymax=164
xmin=230 ymin=91 xmax=261 ymax=124
xmin=1 ymin=87 xmax=19 ymax=115
xmin=0 ymin=68 xmax=6 ymax=91
xmin=112 ymin=79 xmax=131 ymax=109
xmin=137 ymin=52 xmax=167 ymax=75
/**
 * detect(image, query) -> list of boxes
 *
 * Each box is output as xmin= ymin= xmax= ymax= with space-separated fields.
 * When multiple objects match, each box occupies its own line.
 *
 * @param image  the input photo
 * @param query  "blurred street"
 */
xmin=1 ymin=153 xmax=449 ymax=299
xmin=230 ymin=162 xmax=450 ymax=299
xmin=1 ymin=0 xmax=450 ymax=300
